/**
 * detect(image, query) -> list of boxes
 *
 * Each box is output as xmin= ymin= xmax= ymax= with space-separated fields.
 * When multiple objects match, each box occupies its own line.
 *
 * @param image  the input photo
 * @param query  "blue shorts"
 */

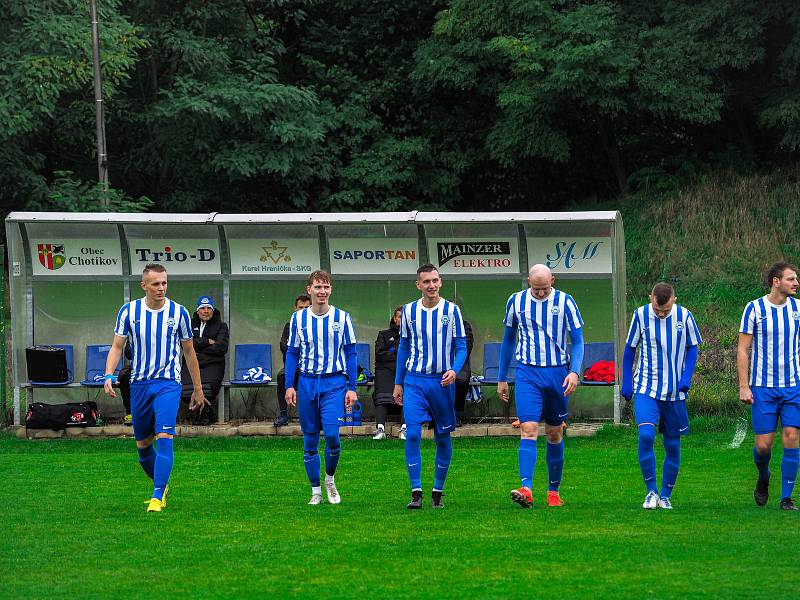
xmin=402 ymin=372 xmax=456 ymax=435
xmin=130 ymin=379 xmax=181 ymax=441
xmin=751 ymin=386 xmax=800 ymax=435
xmin=514 ymin=364 xmax=569 ymax=426
xmin=297 ymin=373 xmax=346 ymax=433
xmin=634 ymin=394 xmax=689 ymax=437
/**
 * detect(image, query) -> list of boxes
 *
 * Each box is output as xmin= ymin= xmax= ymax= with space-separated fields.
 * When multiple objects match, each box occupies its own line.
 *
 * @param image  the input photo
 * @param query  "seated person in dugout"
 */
xmin=180 ymin=296 xmax=229 ymax=424
xmin=373 ymin=306 xmax=406 ymax=440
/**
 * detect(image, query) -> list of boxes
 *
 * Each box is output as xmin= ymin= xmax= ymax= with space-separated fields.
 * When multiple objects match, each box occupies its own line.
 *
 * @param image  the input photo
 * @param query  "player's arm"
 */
xmin=284 ymin=314 xmax=300 ymax=405
xmin=284 ymin=347 xmax=299 ymax=406
xmin=737 ymin=333 xmax=754 ymax=404
xmin=497 ymin=325 xmax=517 ymax=402
xmin=620 ymin=345 xmax=636 ymax=401
xmin=620 ymin=311 xmax=642 ymax=402
xmin=678 ymin=312 xmax=703 ymax=395
xmin=393 ymin=336 xmax=410 ymax=405
xmin=443 ymin=336 xmax=467 ymax=386
xmin=103 ymin=335 xmax=126 ymax=398
xmin=182 ymin=339 xmax=209 ymax=411
xmin=678 ymin=345 xmax=699 ymax=393
xmin=562 ymin=326 xmax=584 ymax=396
xmin=343 ymin=343 xmax=358 ymax=407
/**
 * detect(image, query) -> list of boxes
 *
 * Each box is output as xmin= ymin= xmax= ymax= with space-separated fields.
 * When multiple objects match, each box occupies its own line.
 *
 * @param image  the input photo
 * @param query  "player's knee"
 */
xmin=156 ymin=432 xmax=173 ymax=440
xmin=783 ymin=427 xmax=800 ymax=448
xmin=545 ymin=427 xmax=562 ymax=444
xmin=520 ymin=422 xmax=538 ymax=440
xmin=323 ymin=432 xmax=340 ymax=450
xmin=405 ymin=426 xmax=422 ymax=445
xmin=638 ymin=424 xmax=656 ymax=445
xmin=754 ymin=438 xmax=773 ymax=454
xmin=136 ymin=436 xmax=154 ymax=449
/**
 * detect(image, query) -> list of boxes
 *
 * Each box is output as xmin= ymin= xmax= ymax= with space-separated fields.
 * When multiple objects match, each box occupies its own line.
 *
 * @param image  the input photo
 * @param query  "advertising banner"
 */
xmin=228 ymin=238 xmax=319 ymax=275
xmin=329 ymin=238 xmax=418 ymax=275
xmin=427 ymin=237 xmax=520 ymax=274
xmin=128 ymin=239 xmax=220 ymax=275
xmin=527 ymin=237 xmax=612 ymax=274
xmin=30 ymin=239 xmax=122 ymax=276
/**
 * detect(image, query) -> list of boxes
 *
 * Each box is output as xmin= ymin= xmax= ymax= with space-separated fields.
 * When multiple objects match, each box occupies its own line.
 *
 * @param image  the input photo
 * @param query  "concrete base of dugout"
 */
xmin=13 ymin=422 xmax=604 ymax=440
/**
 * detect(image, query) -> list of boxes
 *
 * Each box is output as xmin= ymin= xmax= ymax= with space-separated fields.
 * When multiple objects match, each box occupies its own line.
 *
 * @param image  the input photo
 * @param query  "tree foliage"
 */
xmin=0 ymin=0 xmax=798 ymax=215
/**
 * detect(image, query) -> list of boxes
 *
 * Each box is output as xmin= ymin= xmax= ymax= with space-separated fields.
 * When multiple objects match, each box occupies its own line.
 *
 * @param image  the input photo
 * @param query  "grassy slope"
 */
xmin=592 ymin=169 xmax=800 ymax=414
xmin=1 ymin=428 xmax=796 ymax=599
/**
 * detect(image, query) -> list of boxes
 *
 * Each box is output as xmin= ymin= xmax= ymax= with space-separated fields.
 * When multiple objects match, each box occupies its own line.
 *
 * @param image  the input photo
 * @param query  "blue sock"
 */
xmin=661 ymin=435 xmax=681 ymax=498
xmin=323 ymin=426 xmax=341 ymax=477
xmin=433 ymin=432 xmax=452 ymax=491
xmin=753 ymin=446 xmax=771 ymax=480
xmin=152 ymin=437 xmax=173 ymax=501
xmin=781 ymin=447 xmax=799 ymax=500
xmin=137 ymin=444 xmax=156 ymax=480
xmin=303 ymin=432 xmax=321 ymax=487
xmin=546 ymin=440 xmax=564 ymax=491
xmin=404 ymin=424 xmax=423 ymax=490
xmin=518 ymin=438 xmax=537 ymax=489
xmin=638 ymin=425 xmax=658 ymax=494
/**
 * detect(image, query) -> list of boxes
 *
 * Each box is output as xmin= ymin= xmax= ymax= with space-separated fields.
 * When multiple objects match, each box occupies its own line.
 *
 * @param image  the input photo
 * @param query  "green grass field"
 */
xmin=2 ymin=424 xmax=797 ymax=599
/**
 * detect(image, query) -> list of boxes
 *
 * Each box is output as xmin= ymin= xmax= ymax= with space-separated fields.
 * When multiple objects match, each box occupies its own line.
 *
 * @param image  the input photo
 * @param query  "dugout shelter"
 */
xmin=4 ymin=211 xmax=626 ymax=426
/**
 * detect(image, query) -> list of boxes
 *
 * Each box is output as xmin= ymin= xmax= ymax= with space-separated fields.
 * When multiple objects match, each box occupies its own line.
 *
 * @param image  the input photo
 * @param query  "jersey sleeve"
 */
xmin=178 ymin=306 xmax=193 ymax=341
xmin=740 ymin=302 xmax=755 ymax=335
xmin=625 ymin=310 xmax=641 ymax=347
xmin=343 ymin=312 xmax=357 ymax=344
xmin=503 ymin=294 xmax=517 ymax=328
xmin=685 ymin=311 xmax=702 ymax=346
xmin=400 ymin=305 xmax=410 ymax=339
xmin=451 ymin=304 xmax=466 ymax=338
xmin=114 ymin=304 xmax=130 ymax=337
xmin=564 ymin=294 xmax=584 ymax=331
xmin=288 ymin=312 xmax=300 ymax=348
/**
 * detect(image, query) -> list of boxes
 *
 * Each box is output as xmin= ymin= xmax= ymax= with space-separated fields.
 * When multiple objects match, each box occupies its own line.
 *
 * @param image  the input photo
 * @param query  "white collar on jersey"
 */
xmin=140 ymin=297 xmax=170 ymax=313
xmin=306 ymin=305 xmax=334 ymax=318
xmin=418 ymin=297 xmax=444 ymax=312
xmin=763 ymin=295 xmax=792 ymax=309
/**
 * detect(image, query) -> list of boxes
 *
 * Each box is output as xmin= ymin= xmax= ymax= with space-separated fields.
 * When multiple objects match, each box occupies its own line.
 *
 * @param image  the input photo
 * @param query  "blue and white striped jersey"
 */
xmin=503 ymin=289 xmax=583 ymax=367
xmin=288 ymin=306 xmax=356 ymax=375
xmin=626 ymin=304 xmax=702 ymax=401
xmin=400 ymin=298 xmax=466 ymax=375
xmin=114 ymin=298 xmax=192 ymax=383
xmin=740 ymin=296 xmax=800 ymax=388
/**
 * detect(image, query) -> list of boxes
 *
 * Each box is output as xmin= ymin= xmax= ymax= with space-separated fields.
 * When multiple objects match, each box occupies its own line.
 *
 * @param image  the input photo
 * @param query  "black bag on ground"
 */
xmin=25 ymin=401 xmax=99 ymax=430
xmin=25 ymin=346 xmax=69 ymax=383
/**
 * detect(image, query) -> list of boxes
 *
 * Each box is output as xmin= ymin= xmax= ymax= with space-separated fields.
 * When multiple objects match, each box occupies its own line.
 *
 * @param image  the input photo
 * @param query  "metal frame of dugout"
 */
xmin=4 ymin=211 xmax=626 ymax=427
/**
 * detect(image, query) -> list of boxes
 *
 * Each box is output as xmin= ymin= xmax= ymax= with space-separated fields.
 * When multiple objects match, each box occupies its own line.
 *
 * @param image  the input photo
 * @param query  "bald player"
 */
xmin=498 ymin=264 xmax=585 ymax=508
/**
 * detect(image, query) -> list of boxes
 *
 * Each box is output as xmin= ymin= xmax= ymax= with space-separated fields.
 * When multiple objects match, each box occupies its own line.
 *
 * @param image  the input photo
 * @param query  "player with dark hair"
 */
xmin=393 ymin=264 xmax=467 ymax=509
xmin=498 ymin=264 xmax=585 ymax=508
xmin=621 ymin=282 xmax=702 ymax=509
xmin=738 ymin=261 xmax=800 ymax=510
xmin=285 ymin=271 xmax=358 ymax=505
xmin=104 ymin=263 xmax=208 ymax=512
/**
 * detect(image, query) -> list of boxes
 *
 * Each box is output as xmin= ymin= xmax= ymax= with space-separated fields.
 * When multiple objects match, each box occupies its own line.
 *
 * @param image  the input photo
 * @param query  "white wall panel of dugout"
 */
xmin=5 ymin=211 xmax=626 ymax=426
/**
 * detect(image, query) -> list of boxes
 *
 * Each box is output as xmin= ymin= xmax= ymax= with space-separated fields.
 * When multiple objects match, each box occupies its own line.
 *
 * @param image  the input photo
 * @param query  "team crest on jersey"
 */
xmin=441 ymin=315 xmax=450 ymax=325
xmin=166 ymin=318 xmax=176 ymax=327
xmin=332 ymin=322 xmax=342 ymax=332
xmin=793 ymin=312 xmax=800 ymax=321
xmin=676 ymin=322 xmax=684 ymax=331
xmin=551 ymin=307 xmax=560 ymax=315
